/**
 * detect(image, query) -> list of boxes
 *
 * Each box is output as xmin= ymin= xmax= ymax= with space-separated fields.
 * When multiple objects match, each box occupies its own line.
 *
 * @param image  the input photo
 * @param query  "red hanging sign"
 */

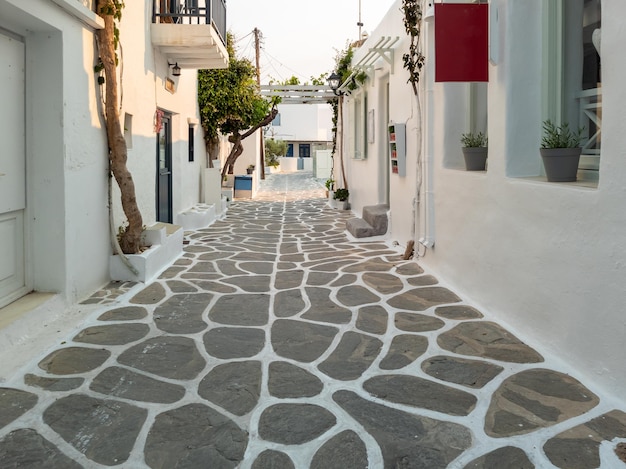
xmin=435 ymin=3 xmax=489 ymax=82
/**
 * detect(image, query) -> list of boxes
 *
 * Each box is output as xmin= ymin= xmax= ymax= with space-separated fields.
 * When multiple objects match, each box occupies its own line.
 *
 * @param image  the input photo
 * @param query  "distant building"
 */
xmin=269 ymin=103 xmax=333 ymax=159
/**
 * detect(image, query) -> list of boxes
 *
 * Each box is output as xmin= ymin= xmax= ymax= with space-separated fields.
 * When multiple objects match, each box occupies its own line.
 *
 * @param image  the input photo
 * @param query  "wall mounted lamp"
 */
xmin=327 ymin=71 xmax=344 ymax=96
xmin=168 ymin=61 xmax=181 ymax=77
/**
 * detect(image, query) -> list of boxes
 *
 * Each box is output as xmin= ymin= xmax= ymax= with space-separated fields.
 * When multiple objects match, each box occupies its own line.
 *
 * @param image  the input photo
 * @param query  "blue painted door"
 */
xmin=157 ymin=113 xmax=173 ymax=223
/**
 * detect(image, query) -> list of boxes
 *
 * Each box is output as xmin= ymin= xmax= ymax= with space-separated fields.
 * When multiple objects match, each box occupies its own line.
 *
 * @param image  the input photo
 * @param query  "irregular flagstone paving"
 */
xmin=1 ymin=171 xmax=625 ymax=468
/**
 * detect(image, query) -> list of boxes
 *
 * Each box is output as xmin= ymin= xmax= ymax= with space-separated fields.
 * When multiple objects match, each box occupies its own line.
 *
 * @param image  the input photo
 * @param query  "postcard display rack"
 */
xmin=388 ymin=122 xmax=406 ymax=176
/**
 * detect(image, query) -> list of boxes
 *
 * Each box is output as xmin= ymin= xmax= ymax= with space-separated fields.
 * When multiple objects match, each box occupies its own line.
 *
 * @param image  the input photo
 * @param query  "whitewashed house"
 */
xmin=226 ymin=103 xmax=333 ymax=194
xmin=0 ymin=0 xmax=227 ymax=309
xmin=339 ymin=0 xmax=625 ymax=394
xmin=268 ymin=103 xmax=333 ymax=172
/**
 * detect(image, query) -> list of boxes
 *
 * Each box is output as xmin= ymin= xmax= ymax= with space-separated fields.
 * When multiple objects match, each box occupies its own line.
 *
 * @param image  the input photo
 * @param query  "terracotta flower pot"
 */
xmin=540 ymin=148 xmax=582 ymax=182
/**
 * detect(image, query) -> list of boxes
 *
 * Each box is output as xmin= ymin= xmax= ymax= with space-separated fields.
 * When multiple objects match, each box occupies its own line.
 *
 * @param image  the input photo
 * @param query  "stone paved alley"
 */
xmin=1 ymin=171 xmax=626 ymax=468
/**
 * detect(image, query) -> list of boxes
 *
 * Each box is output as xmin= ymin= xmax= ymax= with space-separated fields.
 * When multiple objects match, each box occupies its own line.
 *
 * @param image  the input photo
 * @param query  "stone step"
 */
xmin=362 ymin=205 xmax=389 ymax=235
xmin=346 ymin=205 xmax=389 ymax=238
xmin=346 ymin=218 xmax=377 ymax=238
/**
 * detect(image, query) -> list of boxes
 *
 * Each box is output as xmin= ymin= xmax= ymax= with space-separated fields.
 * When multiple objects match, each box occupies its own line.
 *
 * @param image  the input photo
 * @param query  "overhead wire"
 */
xmin=235 ymin=28 xmax=316 ymax=84
xmin=259 ymin=45 xmax=310 ymax=83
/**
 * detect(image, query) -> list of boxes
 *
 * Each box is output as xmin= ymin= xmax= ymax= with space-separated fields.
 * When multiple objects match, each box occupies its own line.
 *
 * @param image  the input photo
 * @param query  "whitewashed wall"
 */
xmin=425 ymin=0 xmax=626 ymax=394
xmin=270 ymin=104 xmax=333 ymax=142
xmin=0 ymin=0 xmax=211 ymax=306
xmin=0 ymin=0 xmax=110 ymax=304
xmin=114 ymin=3 xmax=208 ymax=229
xmin=346 ymin=0 xmax=626 ymax=395
xmin=230 ymin=129 xmax=261 ymax=176
xmin=342 ymin=0 xmax=417 ymax=244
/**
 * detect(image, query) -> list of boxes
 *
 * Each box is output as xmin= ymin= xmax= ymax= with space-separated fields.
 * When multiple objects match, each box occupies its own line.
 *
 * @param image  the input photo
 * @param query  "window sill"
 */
xmin=443 ymin=166 xmax=487 ymax=173
xmin=516 ymin=170 xmax=598 ymax=189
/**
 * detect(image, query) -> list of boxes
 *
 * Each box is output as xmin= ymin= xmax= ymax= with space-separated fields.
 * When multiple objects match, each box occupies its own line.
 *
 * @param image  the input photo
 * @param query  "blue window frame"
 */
xmin=299 ymin=143 xmax=311 ymax=158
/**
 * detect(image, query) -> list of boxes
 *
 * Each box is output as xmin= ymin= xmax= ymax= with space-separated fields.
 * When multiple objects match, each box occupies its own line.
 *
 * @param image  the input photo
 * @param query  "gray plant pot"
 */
xmin=540 ymin=147 xmax=582 ymax=182
xmin=462 ymin=147 xmax=488 ymax=171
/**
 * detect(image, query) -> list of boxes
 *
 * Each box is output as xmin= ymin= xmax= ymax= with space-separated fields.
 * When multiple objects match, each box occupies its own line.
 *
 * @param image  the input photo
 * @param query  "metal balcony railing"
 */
xmin=152 ymin=0 xmax=226 ymax=45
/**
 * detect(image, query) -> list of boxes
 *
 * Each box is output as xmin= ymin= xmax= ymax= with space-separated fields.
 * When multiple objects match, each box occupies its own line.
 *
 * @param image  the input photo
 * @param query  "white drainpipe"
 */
xmin=418 ymin=4 xmax=436 ymax=250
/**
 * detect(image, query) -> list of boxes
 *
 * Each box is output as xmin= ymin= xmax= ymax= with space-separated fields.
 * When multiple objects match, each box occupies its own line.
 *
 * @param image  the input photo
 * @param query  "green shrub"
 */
xmin=334 ymin=188 xmax=349 ymax=201
xmin=541 ymin=120 xmax=584 ymax=148
xmin=460 ymin=131 xmax=487 ymax=148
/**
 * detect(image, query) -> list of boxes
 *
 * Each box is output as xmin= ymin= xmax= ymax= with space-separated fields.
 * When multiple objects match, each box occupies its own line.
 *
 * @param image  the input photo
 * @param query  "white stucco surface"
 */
xmin=0 ymin=0 xmax=220 ymax=314
xmin=342 ymin=0 xmax=626 ymax=394
xmin=271 ymin=104 xmax=333 ymax=142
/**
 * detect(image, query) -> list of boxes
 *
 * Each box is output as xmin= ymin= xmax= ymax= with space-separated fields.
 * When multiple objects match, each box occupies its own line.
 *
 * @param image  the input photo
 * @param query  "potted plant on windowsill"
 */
xmin=246 ymin=164 xmax=255 ymax=175
xmin=540 ymin=120 xmax=584 ymax=182
xmin=461 ymin=132 xmax=488 ymax=171
xmin=334 ymin=188 xmax=350 ymax=210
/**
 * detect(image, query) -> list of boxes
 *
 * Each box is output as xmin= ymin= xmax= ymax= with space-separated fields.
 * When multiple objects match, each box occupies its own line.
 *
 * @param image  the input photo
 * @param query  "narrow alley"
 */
xmin=1 ymin=171 xmax=625 ymax=468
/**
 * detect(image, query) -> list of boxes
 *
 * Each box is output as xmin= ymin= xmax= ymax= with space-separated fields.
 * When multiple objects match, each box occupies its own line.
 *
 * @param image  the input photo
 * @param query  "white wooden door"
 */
xmin=0 ymin=32 xmax=27 ymax=308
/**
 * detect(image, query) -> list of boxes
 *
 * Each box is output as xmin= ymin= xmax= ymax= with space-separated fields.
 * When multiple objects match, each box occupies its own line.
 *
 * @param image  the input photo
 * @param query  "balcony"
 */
xmin=151 ymin=0 xmax=228 ymax=70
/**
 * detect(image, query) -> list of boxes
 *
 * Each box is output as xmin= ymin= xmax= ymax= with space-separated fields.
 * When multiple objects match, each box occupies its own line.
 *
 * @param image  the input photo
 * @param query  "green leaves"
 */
xmin=402 ymin=0 xmax=425 ymax=96
xmin=334 ymin=188 xmax=349 ymax=201
xmin=461 ymin=132 xmax=488 ymax=148
xmin=541 ymin=120 xmax=584 ymax=149
xmin=198 ymin=33 xmax=271 ymax=141
xmin=265 ymin=138 xmax=287 ymax=157
xmin=95 ymin=0 xmax=123 ymax=61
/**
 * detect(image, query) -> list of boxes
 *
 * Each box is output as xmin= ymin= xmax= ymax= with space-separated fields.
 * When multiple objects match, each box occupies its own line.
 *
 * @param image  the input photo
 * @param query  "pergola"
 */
xmin=259 ymin=85 xmax=338 ymax=105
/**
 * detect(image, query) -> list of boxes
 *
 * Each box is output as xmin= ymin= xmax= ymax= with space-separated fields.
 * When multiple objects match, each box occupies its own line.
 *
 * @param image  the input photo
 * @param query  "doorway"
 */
xmin=156 ymin=112 xmax=173 ymax=223
xmin=0 ymin=31 xmax=27 ymax=308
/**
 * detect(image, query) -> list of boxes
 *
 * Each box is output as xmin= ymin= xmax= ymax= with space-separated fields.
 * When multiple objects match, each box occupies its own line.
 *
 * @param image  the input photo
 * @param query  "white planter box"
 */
xmin=328 ymin=191 xmax=338 ymax=209
xmin=176 ymin=204 xmax=216 ymax=230
xmin=203 ymin=168 xmax=224 ymax=214
xmin=110 ymin=223 xmax=183 ymax=283
xmin=221 ymin=188 xmax=233 ymax=203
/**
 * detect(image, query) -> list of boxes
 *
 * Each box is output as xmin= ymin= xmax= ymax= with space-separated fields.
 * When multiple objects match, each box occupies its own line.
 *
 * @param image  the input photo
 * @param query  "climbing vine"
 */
xmin=95 ymin=0 xmax=144 ymax=255
xmin=402 ymin=0 xmax=425 ymax=96
xmin=327 ymin=45 xmax=368 ymax=191
xmin=329 ymin=46 xmax=366 ymax=158
xmin=99 ymin=0 xmax=123 ymax=49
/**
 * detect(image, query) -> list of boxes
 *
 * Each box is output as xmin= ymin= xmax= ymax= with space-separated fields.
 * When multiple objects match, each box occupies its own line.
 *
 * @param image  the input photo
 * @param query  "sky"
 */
xmin=226 ymin=0 xmax=398 ymax=84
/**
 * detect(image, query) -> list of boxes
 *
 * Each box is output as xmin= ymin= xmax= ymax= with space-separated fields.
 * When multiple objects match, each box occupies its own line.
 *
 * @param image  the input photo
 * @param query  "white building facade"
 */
xmin=269 ymin=103 xmax=333 ymax=157
xmin=340 ymin=0 xmax=626 ymax=394
xmin=0 ymin=0 xmax=227 ymax=309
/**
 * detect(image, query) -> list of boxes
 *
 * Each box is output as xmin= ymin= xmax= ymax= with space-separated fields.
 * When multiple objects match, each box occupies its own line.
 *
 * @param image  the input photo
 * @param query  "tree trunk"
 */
xmin=219 ymin=108 xmax=278 ymax=181
xmin=221 ymin=134 xmax=243 ymax=180
xmin=96 ymin=1 xmax=143 ymax=254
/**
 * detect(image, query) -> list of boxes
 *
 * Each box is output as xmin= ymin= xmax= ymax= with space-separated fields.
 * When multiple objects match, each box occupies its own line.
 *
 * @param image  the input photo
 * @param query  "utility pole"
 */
xmin=357 ymin=0 xmax=363 ymax=41
xmin=254 ymin=28 xmax=266 ymax=180
xmin=254 ymin=27 xmax=261 ymax=84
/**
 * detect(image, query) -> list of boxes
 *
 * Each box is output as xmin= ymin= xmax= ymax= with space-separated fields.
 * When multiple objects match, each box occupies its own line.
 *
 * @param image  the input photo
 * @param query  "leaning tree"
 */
xmin=95 ymin=0 xmax=143 ymax=254
xmin=198 ymin=33 xmax=278 ymax=179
